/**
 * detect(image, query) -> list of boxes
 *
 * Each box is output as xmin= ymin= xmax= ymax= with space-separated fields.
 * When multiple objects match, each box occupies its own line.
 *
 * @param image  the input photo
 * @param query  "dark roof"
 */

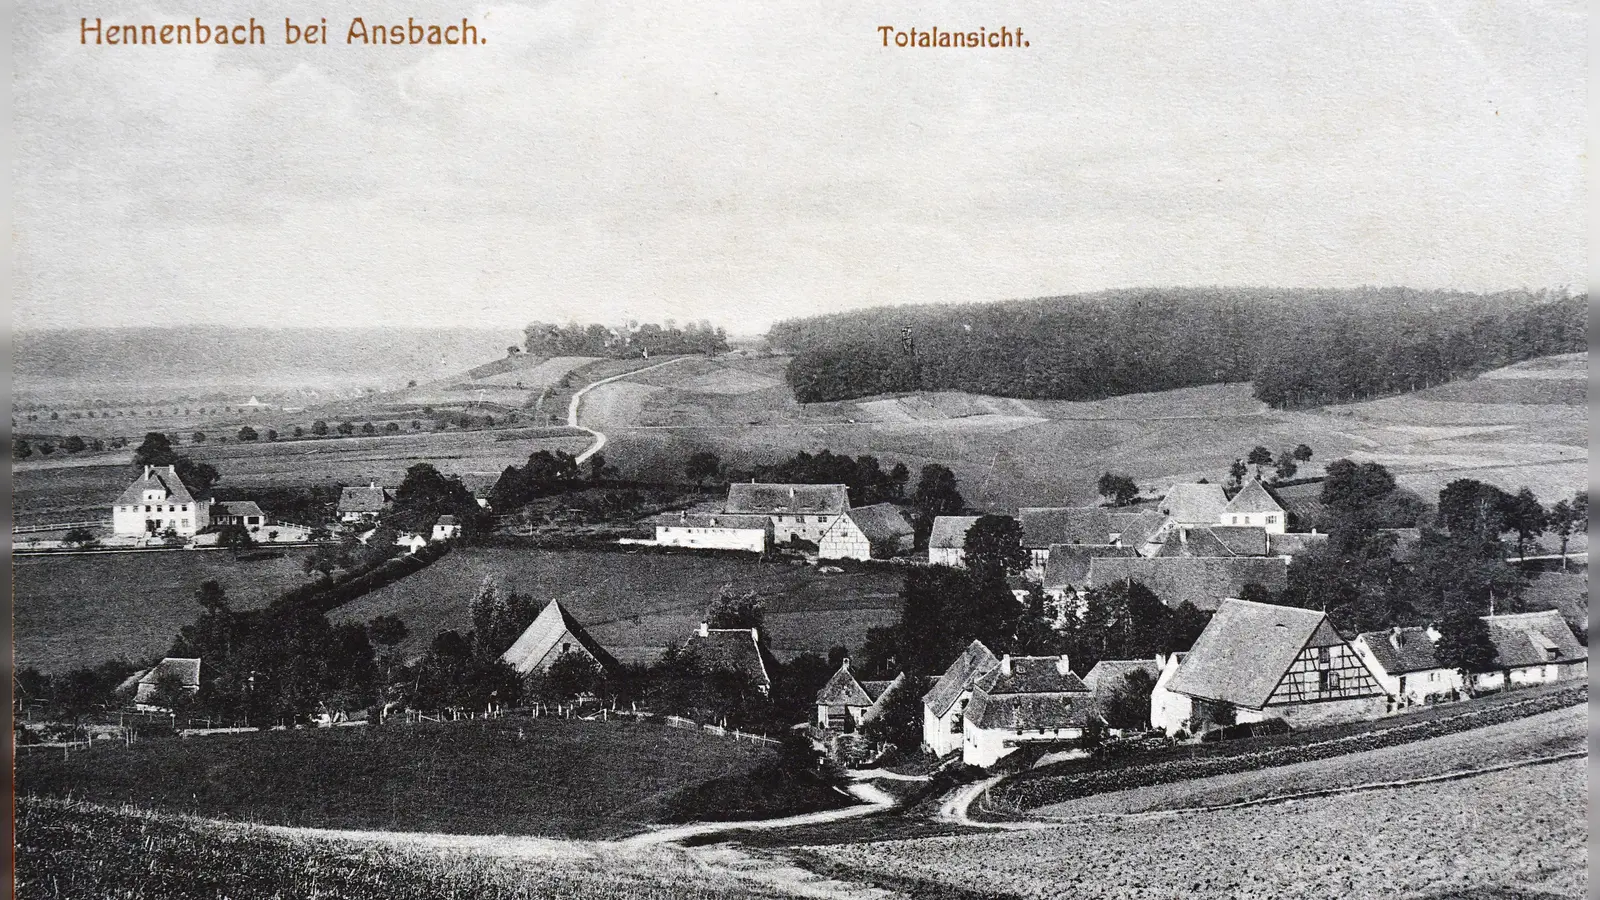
xmin=1271 ymin=482 xmax=1327 ymax=530
xmin=1018 ymin=507 xmax=1113 ymax=548
xmin=1223 ymin=479 xmax=1284 ymax=515
xmin=1157 ymin=484 xmax=1229 ymax=524
xmin=119 ymin=657 xmax=202 ymax=694
xmin=339 ymin=485 xmax=392 ymax=513
xmin=965 ymin=691 xmax=1099 ymax=731
xmin=459 ymin=473 xmax=501 ymax=498
xmin=862 ymin=679 xmax=896 ymax=701
xmin=1083 ymin=659 xmax=1162 ymax=693
xmin=1483 ymin=611 xmax=1587 ymax=668
xmin=860 ymin=673 xmax=910 ymax=724
xmin=500 ymin=600 xmax=621 ymax=674
xmin=922 ymin=639 xmax=1000 ymax=716
xmin=928 ymin=516 xmax=982 ymax=550
xmin=1153 ymin=526 xmax=1237 ymax=558
xmin=1267 ymin=532 xmax=1329 ymax=557
xmin=117 ymin=466 xmax=199 ymax=506
xmin=844 ymin=504 xmax=915 ymax=544
xmin=1211 ymin=526 xmax=1270 ymax=557
xmin=436 ymin=515 xmax=459 ymax=527
xmin=816 ymin=664 xmax=873 ymax=706
xmin=985 ymin=656 xmax=1089 ymax=695
xmin=725 ymin=483 xmax=849 ymax=515
xmin=211 ymin=500 xmax=265 ymax=519
xmin=1110 ymin=510 xmax=1168 ymax=549
xmin=1167 ymin=599 xmax=1329 ymax=709
xmin=1087 ymin=556 xmax=1290 ymax=611
xmin=1356 ymin=627 xmax=1446 ymax=675
xmin=683 ymin=627 xmax=772 ymax=688
xmin=1042 ymin=544 xmax=1135 ymax=590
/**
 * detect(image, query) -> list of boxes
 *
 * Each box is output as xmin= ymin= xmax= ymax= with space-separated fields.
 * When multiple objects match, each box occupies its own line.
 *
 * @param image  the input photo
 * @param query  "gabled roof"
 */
xmin=116 ymin=466 xmax=198 ymax=506
xmin=985 ymin=657 xmax=1088 ymax=695
xmin=1223 ymin=479 xmax=1284 ymax=516
xmin=843 ymin=504 xmax=915 ymax=544
xmin=1042 ymin=544 xmax=1135 ymax=590
xmin=862 ymin=679 xmax=896 ymax=701
xmin=500 ymin=600 xmax=620 ymax=674
xmin=1083 ymin=659 xmax=1162 ymax=693
xmin=653 ymin=512 xmax=774 ymax=530
xmin=1483 ymin=610 xmax=1587 ymax=668
xmin=1153 ymin=526 xmax=1236 ymax=558
xmin=922 ymin=639 xmax=999 ymax=716
xmin=860 ymin=672 xmax=909 ymax=724
xmin=816 ymin=663 xmax=873 ymax=706
xmin=436 ymin=515 xmax=459 ymax=527
xmin=1166 ymin=599 xmax=1328 ymax=709
xmin=339 ymin=484 xmax=392 ymax=513
xmin=1018 ymin=507 xmax=1112 ymax=549
xmin=683 ymin=626 xmax=771 ymax=688
xmin=1267 ymin=532 xmax=1328 ymax=557
xmin=1271 ymin=482 xmax=1327 ymax=530
xmin=965 ymin=692 xmax=1099 ymax=731
xmin=1211 ymin=526 xmax=1270 ymax=557
xmin=1087 ymin=556 xmax=1290 ymax=611
xmin=928 ymin=516 xmax=982 ymax=550
xmin=459 ymin=473 xmax=501 ymax=498
xmin=119 ymin=657 xmax=202 ymax=693
xmin=1109 ymin=510 xmax=1168 ymax=550
xmin=725 ymin=483 xmax=849 ymax=515
xmin=1356 ymin=627 xmax=1447 ymax=676
xmin=1157 ymin=484 xmax=1229 ymax=524
xmin=211 ymin=500 xmax=265 ymax=519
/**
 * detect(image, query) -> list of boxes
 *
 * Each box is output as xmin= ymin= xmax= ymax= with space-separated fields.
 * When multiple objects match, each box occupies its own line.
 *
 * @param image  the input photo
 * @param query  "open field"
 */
xmin=807 ymin=757 xmax=1586 ymax=900
xmin=13 ymin=549 xmax=318 ymax=674
xmin=330 ymin=548 xmax=903 ymax=664
xmin=16 ymin=798 xmax=808 ymax=900
xmin=17 ymin=715 xmax=841 ymax=839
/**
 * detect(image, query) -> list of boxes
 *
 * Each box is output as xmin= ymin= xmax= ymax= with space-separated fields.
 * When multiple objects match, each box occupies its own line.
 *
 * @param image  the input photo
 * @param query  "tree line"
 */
xmin=766 ymin=288 xmax=1584 ymax=407
xmin=522 ymin=320 xmax=729 ymax=358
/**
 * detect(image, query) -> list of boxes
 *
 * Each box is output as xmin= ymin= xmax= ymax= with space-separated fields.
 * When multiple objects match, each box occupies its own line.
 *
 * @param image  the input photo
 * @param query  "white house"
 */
xmin=112 ymin=465 xmax=209 ymax=537
xmin=653 ymin=512 xmax=773 ymax=553
xmin=209 ymin=500 xmax=266 ymax=531
xmin=961 ymin=654 xmax=1096 ymax=768
xmin=338 ymin=482 xmax=393 ymax=524
xmin=921 ymin=639 xmax=999 ymax=758
xmin=500 ymin=600 xmax=620 ymax=675
xmin=814 ymin=660 xmax=901 ymax=730
xmin=1218 ymin=479 xmax=1287 ymax=534
xmin=116 ymin=657 xmax=201 ymax=711
xmin=1149 ymin=652 xmax=1192 ymax=736
xmin=818 ymin=504 xmax=915 ymax=561
xmin=1164 ymin=598 xmax=1388 ymax=733
xmin=724 ymin=483 xmax=850 ymax=545
xmin=927 ymin=516 xmax=981 ymax=566
xmin=1351 ymin=626 xmax=1463 ymax=706
xmin=432 ymin=515 xmax=462 ymax=541
xmin=1474 ymin=610 xmax=1587 ymax=692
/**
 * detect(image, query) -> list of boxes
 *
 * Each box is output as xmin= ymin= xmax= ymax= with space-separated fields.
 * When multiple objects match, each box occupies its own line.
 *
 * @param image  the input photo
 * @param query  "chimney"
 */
xmin=1425 ymin=624 xmax=1442 ymax=643
xmin=1055 ymin=654 xmax=1071 ymax=676
xmin=697 ymin=622 xmax=709 ymax=638
xmin=999 ymin=654 xmax=1012 ymax=676
xmin=840 ymin=656 xmax=851 ymax=672
xmin=1390 ymin=626 xmax=1403 ymax=649
xmin=1155 ymin=652 xmax=1169 ymax=671
xmin=143 ymin=464 xmax=153 ymax=479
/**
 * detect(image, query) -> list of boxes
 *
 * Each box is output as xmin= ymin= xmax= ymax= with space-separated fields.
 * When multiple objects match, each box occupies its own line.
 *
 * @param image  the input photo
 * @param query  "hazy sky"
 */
xmin=14 ymin=0 xmax=1586 ymax=333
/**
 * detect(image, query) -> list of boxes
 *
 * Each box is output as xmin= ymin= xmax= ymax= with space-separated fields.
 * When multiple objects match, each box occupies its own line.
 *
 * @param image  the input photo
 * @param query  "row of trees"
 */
xmin=768 ymin=288 xmax=1584 ymax=408
xmin=13 ymin=435 xmax=108 ymax=459
xmin=523 ymin=320 xmax=730 ymax=358
xmin=487 ymin=450 xmax=610 ymax=511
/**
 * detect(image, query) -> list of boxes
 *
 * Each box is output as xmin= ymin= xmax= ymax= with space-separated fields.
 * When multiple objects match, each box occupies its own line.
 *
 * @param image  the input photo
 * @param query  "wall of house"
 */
xmin=817 ymin=703 xmax=869 ymax=730
xmin=1219 ymin=511 xmax=1286 ymax=534
xmin=113 ymin=499 xmax=203 ymax=537
xmin=922 ymin=699 xmax=968 ymax=758
xmin=929 ymin=547 xmax=964 ymax=567
xmin=819 ymin=519 xmax=872 ymax=560
xmin=963 ymin=721 xmax=1085 ymax=768
xmin=1475 ymin=660 xmax=1587 ymax=692
xmin=1265 ymin=640 xmax=1385 ymax=706
xmin=773 ymin=514 xmax=839 ymax=545
xmin=656 ymin=525 xmax=768 ymax=553
xmin=1150 ymin=657 xmax=1191 ymax=735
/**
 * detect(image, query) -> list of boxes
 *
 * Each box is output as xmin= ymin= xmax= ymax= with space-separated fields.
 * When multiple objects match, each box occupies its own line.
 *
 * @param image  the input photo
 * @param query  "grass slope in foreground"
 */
xmin=17 ymin=716 xmax=844 ymax=840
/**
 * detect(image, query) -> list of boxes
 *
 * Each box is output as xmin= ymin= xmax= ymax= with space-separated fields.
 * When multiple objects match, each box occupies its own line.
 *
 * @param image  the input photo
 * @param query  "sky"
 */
xmin=13 ymin=0 xmax=1587 ymax=334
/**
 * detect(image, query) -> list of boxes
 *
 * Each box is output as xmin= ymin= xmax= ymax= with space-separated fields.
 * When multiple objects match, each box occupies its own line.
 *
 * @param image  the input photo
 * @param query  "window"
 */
xmin=1319 ymin=670 xmax=1340 ymax=692
xmin=1317 ymin=646 xmax=1331 ymax=665
xmin=1267 ymin=515 xmax=1277 ymax=524
xmin=145 ymin=506 xmax=152 ymax=513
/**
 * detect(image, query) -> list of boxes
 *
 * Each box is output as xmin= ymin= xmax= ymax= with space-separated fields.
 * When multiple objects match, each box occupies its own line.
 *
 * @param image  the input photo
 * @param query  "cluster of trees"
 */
xmin=488 ymin=450 xmax=609 ymax=511
xmin=386 ymin=463 xmax=492 ymax=537
xmin=768 ymin=288 xmax=1583 ymax=408
xmin=132 ymin=432 xmax=220 ymax=495
xmin=523 ymin=320 xmax=730 ymax=358
xmin=13 ymin=435 xmax=107 ymax=459
xmin=1231 ymin=444 xmax=1314 ymax=485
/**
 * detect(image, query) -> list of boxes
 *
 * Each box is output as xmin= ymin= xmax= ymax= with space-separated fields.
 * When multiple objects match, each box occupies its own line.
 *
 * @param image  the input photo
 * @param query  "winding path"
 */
xmin=619 ymin=783 xmax=897 ymax=847
xmin=566 ymin=357 xmax=691 ymax=464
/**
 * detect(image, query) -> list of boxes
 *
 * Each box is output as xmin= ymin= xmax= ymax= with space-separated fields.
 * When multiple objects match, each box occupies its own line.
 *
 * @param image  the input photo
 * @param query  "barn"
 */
xmin=818 ymin=504 xmax=914 ymax=560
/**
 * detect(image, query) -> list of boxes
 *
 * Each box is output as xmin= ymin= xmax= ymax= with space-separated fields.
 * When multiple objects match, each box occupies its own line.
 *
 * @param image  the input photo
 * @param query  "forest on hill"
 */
xmin=767 ymin=288 xmax=1585 ymax=407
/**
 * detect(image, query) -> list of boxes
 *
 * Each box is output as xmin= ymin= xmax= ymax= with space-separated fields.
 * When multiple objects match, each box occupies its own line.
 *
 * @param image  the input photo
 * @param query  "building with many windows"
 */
xmin=112 ymin=465 xmax=209 ymax=537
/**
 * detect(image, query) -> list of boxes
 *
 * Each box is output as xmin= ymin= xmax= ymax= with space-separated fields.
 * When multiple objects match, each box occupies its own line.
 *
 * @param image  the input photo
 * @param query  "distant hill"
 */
xmin=13 ymin=326 xmax=519 ymax=400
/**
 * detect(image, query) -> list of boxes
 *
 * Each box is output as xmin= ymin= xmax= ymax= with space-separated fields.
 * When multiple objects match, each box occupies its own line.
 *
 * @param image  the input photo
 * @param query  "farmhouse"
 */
xmin=432 ymin=515 xmax=461 ymax=541
xmin=724 ymin=483 xmax=849 ymax=545
xmin=652 ymin=511 xmax=773 ymax=553
xmin=112 ymin=465 xmax=209 ymax=537
xmin=814 ymin=659 xmax=900 ymax=730
xmin=1148 ymin=652 xmax=1191 ymax=735
xmin=818 ymin=503 xmax=914 ymax=560
xmin=117 ymin=657 xmax=201 ymax=711
xmin=1474 ymin=610 xmax=1587 ymax=692
xmin=501 ymin=600 xmax=620 ymax=675
xmin=1018 ymin=507 xmax=1115 ymax=575
xmin=1040 ymin=544 xmax=1135 ymax=606
xmin=1219 ymin=478 xmax=1287 ymax=534
xmin=961 ymin=654 xmax=1096 ymax=767
xmin=1157 ymin=483 xmax=1229 ymax=526
xmin=338 ymin=482 xmax=393 ymax=523
xmin=1351 ymin=626 xmax=1462 ymax=706
xmin=1084 ymin=556 xmax=1290 ymax=611
xmin=921 ymin=639 xmax=1000 ymax=757
xmin=209 ymin=500 xmax=266 ymax=531
xmin=927 ymin=515 xmax=981 ymax=566
xmin=1164 ymin=599 xmax=1387 ymax=734
xmin=681 ymin=622 xmax=773 ymax=694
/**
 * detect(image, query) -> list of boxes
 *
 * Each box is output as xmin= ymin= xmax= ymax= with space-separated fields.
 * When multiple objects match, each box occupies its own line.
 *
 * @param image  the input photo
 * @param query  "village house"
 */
xmin=117 ymin=657 xmax=201 ymax=712
xmin=921 ymin=639 xmax=1000 ymax=757
xmin=501 ymin=600 xmax=621 ymax=675
xmin=818 ymin=503 xmax=915 ymax=561
xmin=1159 ymin=598 xmax=1388 ymax=734
xmin=431 ymin=515 xmax=461 ymax=541
xmin=338 ymin=482 xmax=393 ymax=524
xmin=1017 ymin=507 xmax=1117 ymax=576
xmin=961 ymin=654 xmax=1096 ymax=767
xmin=652 ymin=511 xmax=773 ymax=553
xmin=927 ymin=515 xmax=981 ymax=566
xmin=460 ymin=473 xmax=499 ymax=510
xmin=1082 ymin=556 xmax=1290 ymax=611
xmin=208 ymin=500 xmax=266 ymax=531
xmin=1148 ymin=652 xmax=1191 ymax=736
xmin=112 ymin=465 xmax=209 ymax=537
xmin=1474 ymin=610 xmax=1587 ymax=692
xmin=1083 ymin=658 xmax=1162 ymax=697
xmin=681 ymin=622 xmax=773 ymax=694
xmin=1351 ymin=626 xmax=1463 ymax=706
xmin=724 ymin=483 xmax=850 ymax=545
xmin=1157 ymin=482 xmax=1230 ymax=526
xmin=1218 ymin=478 xmax=1287 ymax=534
xmin=1040 ymin=544 xmax=1136 ymax=613
xmin=814 ymin=659 xmax=901 ymax=730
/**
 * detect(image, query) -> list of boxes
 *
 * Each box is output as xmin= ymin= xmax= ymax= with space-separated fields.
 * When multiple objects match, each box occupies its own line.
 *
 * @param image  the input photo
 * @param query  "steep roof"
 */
xmin=500 ymin=600 xmax=621 ymax=674
xmin=965 ymin=691 xmax=1099 ymax=731
xmin=1087 ymin=556 xmax=1290 ymax=610
xmin=652 ymin=512 xmax=773 ymax=530
xmin=1167 ymin=599 xmax=1328 ymax=709
xmin=860 ymin=672 xmax=910 ymax=724
xmin=1271 ymin=482 xmax=1327 ymax=530
xmin=1084 ymin=659 xmax=1162 ymax=694
xmin=1267 ymin=532 xmax=1329 ymax=557
xmin=816 ymin=663 xmax=873 ymax=706
xmin=119 ymin=657 xmax=202 ymax=694
xmin=339 ymin=484 xmax=392 ymax=513
xmin=922 ymin=639 xmax=1000 ymax=716
xmin=985 ymin=656 xmax=1088 ymax=695
xmin=1356 ymin=627 xmax=1447 ymax=676
xmin=1018 ymin=507 xmax=1112 ymax=548
xmin=1211 ymin=526 xmax=1270 ymax=557
xmin=1483 ymin=610 xmax=1587 ymax=668
xmin=459 ymin=473 xmax=501 ymax=498
xmin=844 ymin=504 xmax=915 ymax=544
xmin=1109 ymin=510 xmax=1169 ymax=550
xmin=928 ymin=515 xmax=982 ymax=550
xmin=725 ymin=483 xmax=849 ymax=515
xmin=116 ymin=466 xmax=198 ymax=506
xmin=1223 ymin=479 xmax=1285 ymax=516
xmin=1154 ymin=526 xmax=1236 ymax=558
xmin=1157 ymin=484 xmax=1229 ymax=524
xmin=436 ymin=515 xmax=459 ymax=527
xmin=1042 ymin=544 xmax=1135 ymax=590
xmin=683 ymin=627 xmax=772 ymax=689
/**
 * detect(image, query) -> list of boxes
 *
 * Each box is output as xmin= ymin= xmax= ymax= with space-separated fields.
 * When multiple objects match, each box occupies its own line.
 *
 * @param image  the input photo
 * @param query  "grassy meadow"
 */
xmin=13 ymin=549 xmax=318 ymax=674
xmin=331 ymin=548 xmax=903 ymax=664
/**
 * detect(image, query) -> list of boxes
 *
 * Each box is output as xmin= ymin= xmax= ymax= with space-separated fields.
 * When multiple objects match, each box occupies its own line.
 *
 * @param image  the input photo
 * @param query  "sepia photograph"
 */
xmin=11 ymin=1 xmax=1588 ymax=897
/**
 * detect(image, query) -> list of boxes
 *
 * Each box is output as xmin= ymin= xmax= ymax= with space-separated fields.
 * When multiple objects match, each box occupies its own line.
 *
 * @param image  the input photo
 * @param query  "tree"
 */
xmin=384 ymin=422 xmax=400 ymax=433
xmin=1100 ymin=669 xmax=1157 ymax=731
xmin=1436 ymin=479 xmax=1512 ymax=539
xmin=391 ymin=463 xmax=485 ymax=536
xmin=368 ymin=614 xmax=409 ymax=649
xmin=542 ymin=651 xmax=604 ymax=700
xmin=1433 ymin=607 xmax=1499 ymax=688
xmin=237 ymin=426 xmax=259 ymax=442
xmin=192 ymin=432 xmax=207 ymax=443
xmin=1227 ymin=459 xmax=1247 ymax=489
xmin=1321 ymin=459 xmax=1397 ymax=513
xmin=61 ymin=435 xmax=87 ymax=454
xmin=911 ymin=464 xmax=963 ymax=546
xmin=686 ymin=451 xmax=723 ymax=486
xmin=215 ymin=524 xmax=256 ymax=549
xmin=858 ymin=678 xmax=921 ymax=752
xmin=336 ymin=421 xmax=355 ymax=436
xmin=133 ymin=432 xmax=178 ymax=467
xmin=266 ymin=429 xmax=278 ymax=442
xmin=13 ymin=438 xmax=31 ymax=460
xmin=1096 ymin=472 xmax=1139 ymax=507
xmin=1501 ymin=487 xmax=1546 ymax=561
xmin=708 ymin=587 xmax=764 ymax=631
xmin=62 ymin=527 xmax=98 ymax=548
xmin=361 ymin=422 xmax=376 ymax=435
xmin=1292 ymin=443 xmax=1314 ymax=462
xmin=1272 ymin=450 xmax=1298 ymax=482
xmin=468 ymin=576 xmax=540 ymax=660
xmin=145 ymin=669 xmax=197 ymax=715
xmin=1246 ymin=446 xmax=1274 ymax=477
xmin=1548 ymin=493 xmax=1586 ymax=571
xmin=587 ymin=452 xmax=611 ymax=483
xmin=962 ymin=514 xmax=1028 ymax=581
xmin=311 ymin=419 xmax=329 ymax=436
